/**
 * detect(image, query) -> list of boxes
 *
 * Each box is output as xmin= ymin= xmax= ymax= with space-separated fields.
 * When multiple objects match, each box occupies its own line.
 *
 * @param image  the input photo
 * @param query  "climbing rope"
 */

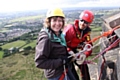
xmin=91 ymin=34 xmax=117 ymax=49
xmin=84 ymin=38 xmax=120 ymax=64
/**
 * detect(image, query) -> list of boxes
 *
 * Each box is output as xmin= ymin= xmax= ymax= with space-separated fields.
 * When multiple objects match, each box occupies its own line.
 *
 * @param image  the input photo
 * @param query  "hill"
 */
xmin=0 ymin=51 xmax=47 ymax=80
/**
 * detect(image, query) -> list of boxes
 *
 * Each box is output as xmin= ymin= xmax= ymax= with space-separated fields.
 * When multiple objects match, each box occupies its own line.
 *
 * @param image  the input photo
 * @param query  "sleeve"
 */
xmin=35 ymin=31 xmax=62 ymax=69
xmin=84 ymin=32 xmax=93 ymax=57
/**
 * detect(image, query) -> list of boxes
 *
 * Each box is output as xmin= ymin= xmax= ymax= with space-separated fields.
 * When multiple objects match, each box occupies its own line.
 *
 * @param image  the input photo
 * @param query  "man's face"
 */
xmin=79 ymin=19 xmax=90 ymax=30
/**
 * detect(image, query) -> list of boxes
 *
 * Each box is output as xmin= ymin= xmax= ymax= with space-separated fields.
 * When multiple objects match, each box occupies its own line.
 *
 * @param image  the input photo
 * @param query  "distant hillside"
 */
xmin=0 ymin=51 xmax=47 ymax=80
xmin=63 ymin=6 xmax=120 ymax=11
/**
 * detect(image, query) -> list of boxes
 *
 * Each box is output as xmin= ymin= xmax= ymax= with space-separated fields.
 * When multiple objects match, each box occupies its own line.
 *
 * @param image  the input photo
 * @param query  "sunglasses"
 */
xmin=80 ymin=19 xmax=89 ymax=24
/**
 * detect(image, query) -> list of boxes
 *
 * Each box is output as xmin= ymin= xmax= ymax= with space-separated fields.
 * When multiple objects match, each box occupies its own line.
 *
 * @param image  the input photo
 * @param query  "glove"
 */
xmin=75 ymin=53 xmax=86 ymax=65
xmin=61 ymin=56 xmax=73 ymax=66
xmin=68 ymin=51 xmax=76 ymax=61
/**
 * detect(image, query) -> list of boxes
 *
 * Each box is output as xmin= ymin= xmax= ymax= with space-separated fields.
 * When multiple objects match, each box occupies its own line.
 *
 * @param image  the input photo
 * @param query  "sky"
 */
xmin=0 ymin=0 xmax=120 ymax=13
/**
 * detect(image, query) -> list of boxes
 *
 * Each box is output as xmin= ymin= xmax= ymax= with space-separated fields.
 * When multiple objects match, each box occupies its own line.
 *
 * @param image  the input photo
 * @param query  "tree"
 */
xmin=0 ymin=47 xmax=2 ymax=51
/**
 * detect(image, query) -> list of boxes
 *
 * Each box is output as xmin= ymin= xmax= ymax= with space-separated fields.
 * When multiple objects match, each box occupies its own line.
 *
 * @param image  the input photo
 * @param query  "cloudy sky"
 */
xmin=0 ymin=0 xmax=120 ymax=12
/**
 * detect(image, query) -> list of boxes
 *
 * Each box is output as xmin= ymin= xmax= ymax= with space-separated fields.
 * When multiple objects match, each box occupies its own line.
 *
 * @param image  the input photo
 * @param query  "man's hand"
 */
xmin=68 ymin=51 xmax=76 ymax=61
xmin=75 ymin=53 xmax=86 ymax=65
xmin=61 ymin=56 xmax=73 ymax=66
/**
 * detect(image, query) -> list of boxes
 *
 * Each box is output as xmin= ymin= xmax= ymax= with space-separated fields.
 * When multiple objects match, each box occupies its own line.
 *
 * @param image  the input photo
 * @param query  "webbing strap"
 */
xmin=59 ymin=69 xmax=68 ymax=80
xmin=72 ymin=24 xmax=81 ymax=39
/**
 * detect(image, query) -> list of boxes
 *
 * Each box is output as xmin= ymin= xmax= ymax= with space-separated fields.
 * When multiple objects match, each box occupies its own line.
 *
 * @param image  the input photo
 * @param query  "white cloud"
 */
xmin=0 ymin=0 xmax=63 ymax=12
xmin=76 ymin=0 xmax=120 ymax=7
xmin=0 ymin=0 xmax=119 ymax=13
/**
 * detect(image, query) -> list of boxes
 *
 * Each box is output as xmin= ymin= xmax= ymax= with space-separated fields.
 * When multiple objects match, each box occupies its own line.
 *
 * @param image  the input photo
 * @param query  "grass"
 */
xmin=0 ymin=40 xmax=36 ymax=58
xmin=9 ymin=15 xmax=44 ymax=22
xmin=10 ymin=70 xmax=26 ymax=80
xmin=22 ymin=40 xmax=36 ymax=48
xmin=0 ymin=53 xmax=46 ymax=80
xmin=0 ymin=51 xmax=4 ymax=59
xmin=1 ymin=40 xmax=26 ymax=49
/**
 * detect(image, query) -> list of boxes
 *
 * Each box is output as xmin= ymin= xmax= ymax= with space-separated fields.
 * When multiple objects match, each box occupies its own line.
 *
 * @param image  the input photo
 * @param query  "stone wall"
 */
xmin=97 ymin=32 xmax=120 ymax=80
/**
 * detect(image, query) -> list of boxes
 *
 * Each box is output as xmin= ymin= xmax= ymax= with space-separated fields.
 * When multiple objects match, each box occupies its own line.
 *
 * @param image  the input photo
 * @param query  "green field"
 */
xmin=91 ymin=26 xmax=102 ymax=31
xmin=1 ymin=40 xmax=26 ymax=49
xmin=22 ymin=40 xmax=36 ymax=48
xmin=9 ymin=15 xmax=44 ymax=22
xmin=0 ymin=51 xmax=4 ymax=59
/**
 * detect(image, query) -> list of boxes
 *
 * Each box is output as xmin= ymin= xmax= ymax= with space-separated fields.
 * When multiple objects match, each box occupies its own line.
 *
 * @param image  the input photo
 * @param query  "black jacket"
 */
xmin=35 ymin=28 xmax=68 ymax=78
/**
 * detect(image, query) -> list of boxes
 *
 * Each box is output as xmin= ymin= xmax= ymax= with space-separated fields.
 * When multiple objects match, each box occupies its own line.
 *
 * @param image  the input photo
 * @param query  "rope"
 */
xmin=84 ymin=38 xmax=120 ymax=64
xmin=87 ymin=26 xmax=120 ymax=44
xmin=92 ymin=34 xmax=117 ymax=49
xmin=63 ymin=63 xmax=67 ymax=80
xmin=59 ymin=60 xmax=68 ymax=80
xmin=98 ymin=55 xmax=106 ymax=80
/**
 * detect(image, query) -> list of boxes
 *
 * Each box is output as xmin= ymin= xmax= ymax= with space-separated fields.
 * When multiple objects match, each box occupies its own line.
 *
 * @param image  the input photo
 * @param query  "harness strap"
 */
xmin=59 ymin=68 xmax=68 ymax=80
xmin=72 ymin=25 xmax=90 ymax=40
xmin=72 ymin=24 xmax=81 ymax=39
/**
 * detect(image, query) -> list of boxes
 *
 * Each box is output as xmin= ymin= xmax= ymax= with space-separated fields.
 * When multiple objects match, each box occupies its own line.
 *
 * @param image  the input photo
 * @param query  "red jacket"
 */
xmin=63 ymin=19 xmax=92 ymax=57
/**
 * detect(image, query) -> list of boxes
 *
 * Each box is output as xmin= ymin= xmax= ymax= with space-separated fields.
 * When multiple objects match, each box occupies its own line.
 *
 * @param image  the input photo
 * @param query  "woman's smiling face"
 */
xmin=50 ymin=16 xmax=64 ymax=35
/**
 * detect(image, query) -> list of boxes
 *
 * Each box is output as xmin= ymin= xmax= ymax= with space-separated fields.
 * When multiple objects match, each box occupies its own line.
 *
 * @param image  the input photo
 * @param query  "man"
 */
xmin=63 ymin=10 xmax=94 ymax=80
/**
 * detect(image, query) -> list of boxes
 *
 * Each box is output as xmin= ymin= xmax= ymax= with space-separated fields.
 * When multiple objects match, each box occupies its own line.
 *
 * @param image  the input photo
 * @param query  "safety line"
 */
xmin=92 ymin=34 xmax=117 ymax=49
xmin=84 ymin=38 xmax=120 ymax=64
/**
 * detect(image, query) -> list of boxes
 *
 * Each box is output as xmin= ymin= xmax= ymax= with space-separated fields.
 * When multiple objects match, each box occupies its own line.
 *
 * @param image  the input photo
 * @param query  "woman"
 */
xmin=35 ymin=8 xmax=76 ymax=80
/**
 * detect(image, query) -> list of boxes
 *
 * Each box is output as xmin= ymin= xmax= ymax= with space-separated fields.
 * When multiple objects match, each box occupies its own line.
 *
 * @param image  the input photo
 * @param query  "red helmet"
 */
xmin=79 ymin=10 xmax=94 ymax=23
